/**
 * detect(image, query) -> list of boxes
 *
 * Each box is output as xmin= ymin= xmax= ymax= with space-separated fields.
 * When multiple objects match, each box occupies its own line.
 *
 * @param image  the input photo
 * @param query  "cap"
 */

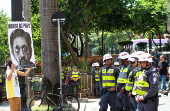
xmin=73 ymin=66 xmax=77 ymax=68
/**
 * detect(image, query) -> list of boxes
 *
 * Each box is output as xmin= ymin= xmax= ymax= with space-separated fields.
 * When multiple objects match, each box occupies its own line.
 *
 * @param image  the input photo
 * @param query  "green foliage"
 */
xmin=31 ymin=13 xmax=41 ymax=62
xmin=131 ymin=0 xmax=169 ymax=35
xmin=136 ymin=42 xmax=147 ymax=51
xmin=162 ymin=43 xmax=170 ymax=51
xmin=0 ymin=10 xmax=10 ymax=65
xmin=118 ymin=40 xmax=133 ymax=46
xmin=31 ymin=0 xmax=39 ymax=15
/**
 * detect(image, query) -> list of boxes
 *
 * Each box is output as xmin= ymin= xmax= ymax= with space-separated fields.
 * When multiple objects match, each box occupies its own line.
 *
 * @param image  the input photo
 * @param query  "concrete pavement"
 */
xmin=0 ymin=95 xmax=170 ymax=111
xmin=0 ymin=101 xmax=10 ymax=111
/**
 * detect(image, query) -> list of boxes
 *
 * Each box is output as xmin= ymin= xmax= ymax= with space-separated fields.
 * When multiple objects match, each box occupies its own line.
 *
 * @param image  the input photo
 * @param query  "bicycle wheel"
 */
xmin=29 ymin=97 xmax=49 ymax=111
xmin=59 ymin=96 xmax=80 ymax=111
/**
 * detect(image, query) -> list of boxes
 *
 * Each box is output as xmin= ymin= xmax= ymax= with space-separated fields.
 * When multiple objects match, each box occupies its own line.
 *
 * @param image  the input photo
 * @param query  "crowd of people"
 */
xmin=91 ymin=51 xmax=170 ymax=111
xmin=1 ymin=52 xmax=169 ymax=111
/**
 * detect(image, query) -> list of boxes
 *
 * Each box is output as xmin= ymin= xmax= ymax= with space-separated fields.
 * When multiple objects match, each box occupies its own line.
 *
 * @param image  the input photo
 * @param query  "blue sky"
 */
xmin=0 ymin=0 xmax=11 ymax=17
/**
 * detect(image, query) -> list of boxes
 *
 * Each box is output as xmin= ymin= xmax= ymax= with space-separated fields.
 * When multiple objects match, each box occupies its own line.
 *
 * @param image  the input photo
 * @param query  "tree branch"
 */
xmin=85 ymin=14 xmax=93 ymax=28
xmin=66 ymin=25 xmax=71 ymax=36
xmin=70 ymin=1 xmax=73 ymax=9
xmin=57 ymin=2 xmax=60 ymax=12
xmin=76 ymin=0 xmax=90 ymax=15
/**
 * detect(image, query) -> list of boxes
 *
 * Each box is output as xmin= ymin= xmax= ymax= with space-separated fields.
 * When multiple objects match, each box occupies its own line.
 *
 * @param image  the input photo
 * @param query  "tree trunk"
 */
xmin=127 ymin=31 xmax=131 ymax=40
xmin=118 ymin=35 xmax=121 ymax=53
xmin=60 ymin=28 xmax=79 ymax=64
xmin=102 ymin=26 xmax=104 ymax=56
xmin=23 ymin=0 xmax=34 ymax=107
xmin=79 ymin=33 xmax=84 ymax=57
xmin=84 ymin=28 xmax=88 ymax=61
xmin=39 ymin=0 xmax=59 ymax=87
xmin=148 ymin=32 xmax=152 ymax=54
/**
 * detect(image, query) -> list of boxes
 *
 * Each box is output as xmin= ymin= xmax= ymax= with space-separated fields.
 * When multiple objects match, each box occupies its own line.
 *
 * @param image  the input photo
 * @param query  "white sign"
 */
xmin=8 ymin=21 xmax=35 ymax=70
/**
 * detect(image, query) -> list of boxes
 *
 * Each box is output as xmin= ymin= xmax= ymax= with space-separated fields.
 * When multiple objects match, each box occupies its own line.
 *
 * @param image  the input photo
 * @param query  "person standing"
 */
xmin=164 ymin=54 xmax=169 ymax=64
xmin=114 ymin=62 xmax=119 ymax=68
xmin=125 ymin=53 xmax=139 ymax=111
xmin=62 ymin=69 xmax=67 ymax=85
xmin=135 ymin=53 xmax=159 ymax=111
xmin=0 ymin=68 xmax=3 ymax=103
xmin=5 ymin=58 xmax=32 ymax=111
xmin=152 ymin=54 xmax=159 ymax=68
xmin=90 ymin=62 xmax=101 ymax=98
xmin=70 ymin=66 xmax=81 ymax=98
xmin=158 ymin=55 xmax=169 ymax=93
xmin=116 ymin=52 xmax=132 ymax=111
xmin=99 ymin=54 xmax=119 ymax=111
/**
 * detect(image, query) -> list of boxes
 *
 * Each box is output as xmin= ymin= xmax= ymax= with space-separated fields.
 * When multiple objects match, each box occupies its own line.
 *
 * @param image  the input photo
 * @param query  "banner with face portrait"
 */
xmin=8 ymin=21 xmax=35 ymax=70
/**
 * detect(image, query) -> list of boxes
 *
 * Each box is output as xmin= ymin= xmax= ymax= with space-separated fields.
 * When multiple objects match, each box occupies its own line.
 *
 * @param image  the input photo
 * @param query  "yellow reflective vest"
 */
xmin=62 ymin=72 xmax=64 ymax=80
xmin=71 ymin=71 xmax=79 ymax=80
xmin=102 ymin=66 xmax=116 ymax=87
xmin=117 ymin=65 xmax=130 ymax=84
xmin=0 ymin=73 xmax=2 ymax=84
xmin=135 ymin=70 xmax=150 ymax=96
xmin=125 ymin=71 xmax=133 ymax=91
xmin=132 ymin=70 xmax=142 ymax=95
xmin=95 ymin=70 xmax=100 ymax=81
xmin=125 ymin=67 xmax=139 ymax=91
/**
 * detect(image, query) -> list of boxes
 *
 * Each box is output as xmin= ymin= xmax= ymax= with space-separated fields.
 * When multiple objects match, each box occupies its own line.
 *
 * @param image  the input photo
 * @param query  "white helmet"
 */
xmin=138 ymin=53 xmax=152 ymax=62
xmin=146 ymin=53 xmax=153 ymax=63
xmin=135 ymin=51 xmax=145 ymax=59
xmin=92 ymin=63 xmax=94 ymax=67
xmin=103 ymin=54 xmax=112 ymax=61
xmin=93 ymin=62 xmax=100 ymax=67
xmin=119 ymin=52 xmax=129 ymax=60
xmin=128 ymin=56 xmax=135 ymax=62
xmin=114 ymin=62 xmax=119 ymax=66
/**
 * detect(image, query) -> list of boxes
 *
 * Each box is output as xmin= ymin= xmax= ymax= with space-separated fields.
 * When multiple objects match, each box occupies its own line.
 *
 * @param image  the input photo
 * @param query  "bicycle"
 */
xmin=29 ymin=85 xmax=80 ymax=111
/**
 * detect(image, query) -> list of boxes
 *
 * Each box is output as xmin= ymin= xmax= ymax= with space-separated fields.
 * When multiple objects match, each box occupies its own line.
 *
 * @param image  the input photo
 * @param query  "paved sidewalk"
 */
xmin=0 ymin=101 xmax=10 ymax=111
xmin=1 ymin=93 xmax=170 ymax=111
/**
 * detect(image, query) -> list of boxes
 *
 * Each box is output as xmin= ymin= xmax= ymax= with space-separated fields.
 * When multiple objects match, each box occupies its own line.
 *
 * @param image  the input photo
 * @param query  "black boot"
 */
xmin=0 ymin=93 xmax=2 ymax=103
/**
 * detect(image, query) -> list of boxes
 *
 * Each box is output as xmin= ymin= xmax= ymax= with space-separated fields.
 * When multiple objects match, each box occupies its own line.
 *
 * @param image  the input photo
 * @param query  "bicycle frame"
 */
xmin=40 ymin=90 xmax=63 ymax=107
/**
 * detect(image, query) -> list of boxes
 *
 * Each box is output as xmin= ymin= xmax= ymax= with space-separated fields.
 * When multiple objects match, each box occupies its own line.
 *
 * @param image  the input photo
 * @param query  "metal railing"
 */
xmin=66 ymin=73 xmax=94 ymax=98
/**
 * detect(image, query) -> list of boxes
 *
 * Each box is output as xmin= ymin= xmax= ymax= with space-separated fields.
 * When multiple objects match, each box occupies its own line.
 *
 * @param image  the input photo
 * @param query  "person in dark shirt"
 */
xmin=164 ymin=54 xmax=169 ymax=65
xmin=152 ymin=54 xmax=159 ymax=68
xmin=158 ymin=55 xmax=169 ymax=93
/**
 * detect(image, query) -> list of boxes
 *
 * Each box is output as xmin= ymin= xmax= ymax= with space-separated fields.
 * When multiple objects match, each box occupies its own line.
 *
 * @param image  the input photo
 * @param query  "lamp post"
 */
xmin=11 ymin=0 xmax=30 ymax=110
xmin=51 ymin=12 xmax=66 ymax=88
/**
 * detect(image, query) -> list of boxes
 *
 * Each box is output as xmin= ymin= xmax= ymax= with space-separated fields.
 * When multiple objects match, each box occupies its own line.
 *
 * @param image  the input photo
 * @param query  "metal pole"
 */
xmin=11 ymin=0 xmax=30 ymax=110
xmin=58 ymin=20 xmax=62 ymax=88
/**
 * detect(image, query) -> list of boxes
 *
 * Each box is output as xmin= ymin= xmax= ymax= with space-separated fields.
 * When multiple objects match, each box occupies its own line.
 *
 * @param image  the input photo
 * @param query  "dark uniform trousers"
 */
xmin=0 ymin=85 xmax=2 ymax=102
xmin=116 ymin=91 xmax=130 ymax=111
xmin=94 ymin=81 xmax=100 ymax=97
xmin=140 ymin=99 xmax=157 ymax=111
xmin=71 ymin=81 xmax=79 ymax=98
xmin=99 ymin=91 xmax=117 ymax=110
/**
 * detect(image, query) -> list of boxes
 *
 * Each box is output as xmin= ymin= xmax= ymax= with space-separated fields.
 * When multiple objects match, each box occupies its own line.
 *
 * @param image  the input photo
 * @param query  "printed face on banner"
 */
xmin=8 ymin=22 xmax=35 ymax=70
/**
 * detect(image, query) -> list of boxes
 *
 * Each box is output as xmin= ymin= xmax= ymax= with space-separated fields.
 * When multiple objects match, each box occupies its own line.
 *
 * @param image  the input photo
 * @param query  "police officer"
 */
xmin=103 ymin=62 xmax=106 ymax=67
xmin=116 ymin=52 xmax=132 ymax=111
xmin=99 ymin=54 xmax=119 ymax=111
xmin=114 ymin=62 xmax=119 ymax=68
xmin=128 ymin=51 xmax=145 ymax=111
xmin=135 ymin=53 xmax=159 ymax=111
xmin=91 ymin=62 xmax=100 ymax=98
xmin=125 ymin=52 xmax=142 ymax=111
xmin=62 ymin=69 xmax=67 ymax=85
xmin=70 ymin=66 xmax=81 ymax=98
xmin=0 ymin=68 xmax=3 ymax=103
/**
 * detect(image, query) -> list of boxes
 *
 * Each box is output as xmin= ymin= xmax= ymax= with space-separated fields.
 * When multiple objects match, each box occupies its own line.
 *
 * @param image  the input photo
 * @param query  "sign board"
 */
xmin=51 ymin=12 xmax=66 ymax=27
xmin=8 ymin=21 xmax=36 ymax=70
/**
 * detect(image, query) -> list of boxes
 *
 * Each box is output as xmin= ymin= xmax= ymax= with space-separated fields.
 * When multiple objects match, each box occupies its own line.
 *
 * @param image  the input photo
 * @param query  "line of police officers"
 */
xmin=91 ymin=51 xmax=159 ymax=111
